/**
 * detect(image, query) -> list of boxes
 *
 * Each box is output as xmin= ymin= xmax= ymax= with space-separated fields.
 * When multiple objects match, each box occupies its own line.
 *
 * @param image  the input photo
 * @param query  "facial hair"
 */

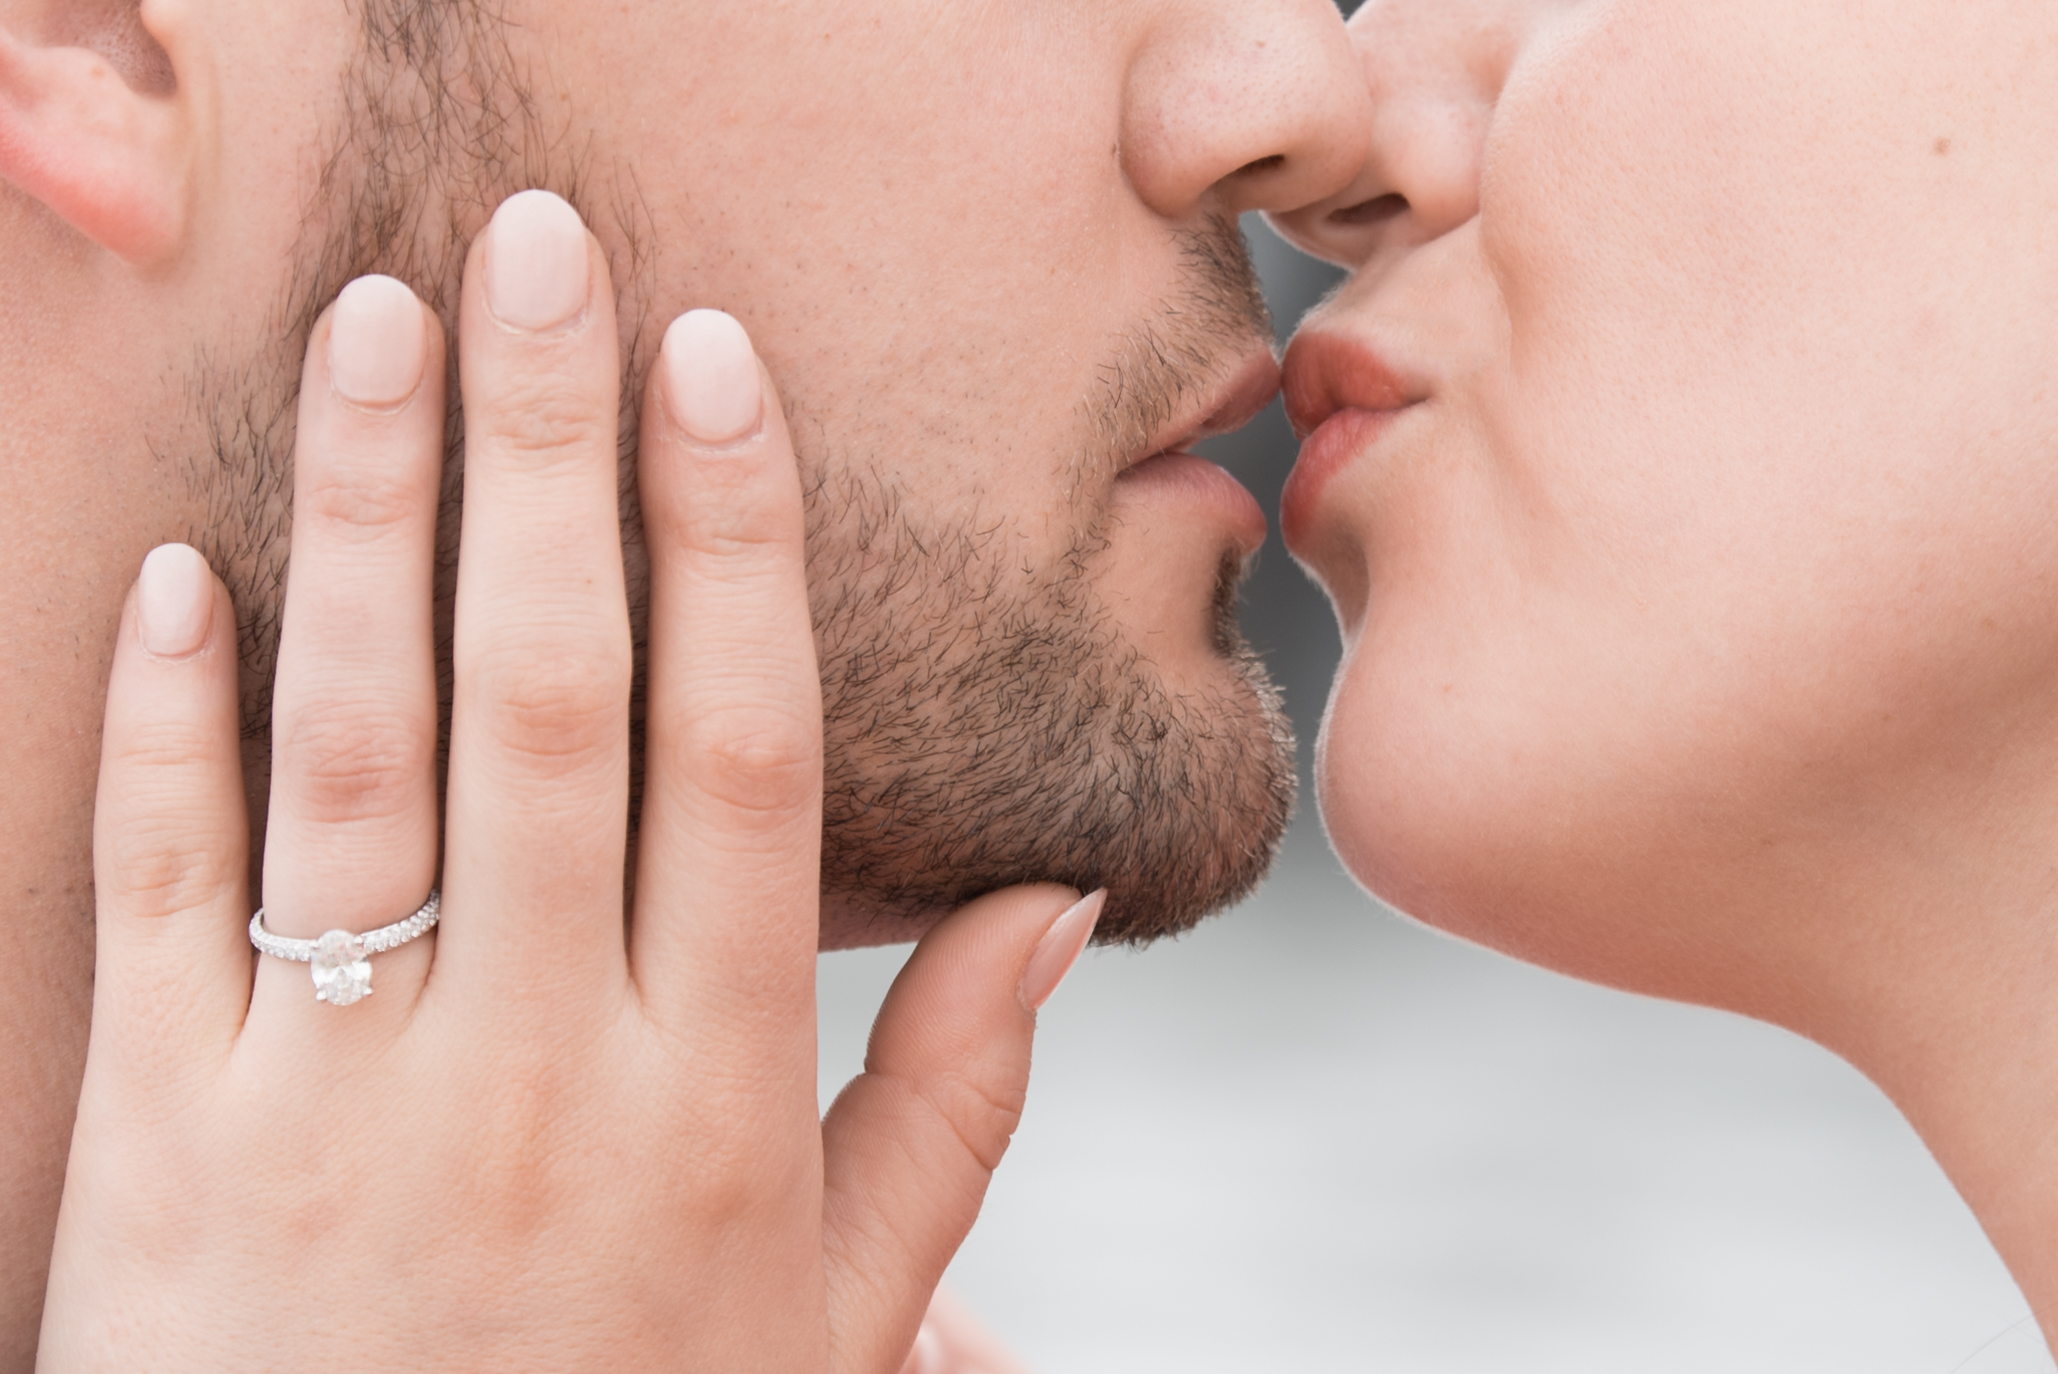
xmin=180 ymin=1 xmax=1294 ymax=948
xmin=805 ymin=218 xmax=1296 ymax=946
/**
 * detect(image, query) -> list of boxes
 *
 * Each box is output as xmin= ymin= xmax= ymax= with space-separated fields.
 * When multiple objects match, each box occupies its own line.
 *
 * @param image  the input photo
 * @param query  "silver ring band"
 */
xmin=249 ymin=890 xmax=440 ymax=1006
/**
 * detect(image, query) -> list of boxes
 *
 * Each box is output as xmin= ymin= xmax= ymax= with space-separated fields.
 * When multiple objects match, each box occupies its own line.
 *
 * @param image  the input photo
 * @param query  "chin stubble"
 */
xmin=810 ymin=508 xmax=1296 ymax=946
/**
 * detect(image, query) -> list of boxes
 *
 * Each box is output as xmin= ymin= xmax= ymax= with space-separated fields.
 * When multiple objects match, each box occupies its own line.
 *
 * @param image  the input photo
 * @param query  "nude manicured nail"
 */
xmin=485 ymin=190 xmax=590 ymax=332
xmin=136 ymin=543 xmax=212 ymax=658
xmin=661 ymin=309 xmax=763 ymax=445
xmin=328 ymin=275 xmax=426 ymax=408
xmin=1019 ymin=890 xmax=1105 ymax=1012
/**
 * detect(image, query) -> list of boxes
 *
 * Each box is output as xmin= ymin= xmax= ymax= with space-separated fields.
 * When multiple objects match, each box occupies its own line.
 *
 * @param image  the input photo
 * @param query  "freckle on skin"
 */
xmin=1935 ymin=137 xmax=1952 ymax=156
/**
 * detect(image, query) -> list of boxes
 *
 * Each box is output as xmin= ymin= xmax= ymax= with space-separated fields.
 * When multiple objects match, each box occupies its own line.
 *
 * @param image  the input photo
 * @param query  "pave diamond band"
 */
xmin=249 ymin=891 xmax=441 ymax=1007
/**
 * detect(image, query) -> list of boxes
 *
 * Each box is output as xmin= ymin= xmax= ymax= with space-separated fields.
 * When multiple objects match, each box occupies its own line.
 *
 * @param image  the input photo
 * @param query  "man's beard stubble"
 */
xmin=814 ymin=510 xmax=1295 ymax=946
xmin=803 ymin=219 xmax=1297 ymax=945
xmin=182 ymin=0 xmax=1295 ymax=948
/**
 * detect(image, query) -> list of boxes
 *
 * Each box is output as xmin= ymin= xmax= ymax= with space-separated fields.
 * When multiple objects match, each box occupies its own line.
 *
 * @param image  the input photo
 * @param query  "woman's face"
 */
xmin=1273 ymin=0 xmax=2058 ymax=999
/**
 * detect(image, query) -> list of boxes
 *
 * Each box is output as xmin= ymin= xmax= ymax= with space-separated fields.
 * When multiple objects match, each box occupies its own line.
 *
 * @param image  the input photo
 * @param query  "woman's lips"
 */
xmin=1115 ymin=451 xmax=1268 ymax=557
xmin=1280 ymin=406 xmax=1401 ymax=552
xmin=1279 ymin=330 xmax=1427 ymax=556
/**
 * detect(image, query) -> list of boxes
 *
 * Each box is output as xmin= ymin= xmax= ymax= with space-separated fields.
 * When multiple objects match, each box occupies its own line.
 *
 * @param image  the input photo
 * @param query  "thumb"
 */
xmin=820 ymin=883 xmax=1103 ymax=1374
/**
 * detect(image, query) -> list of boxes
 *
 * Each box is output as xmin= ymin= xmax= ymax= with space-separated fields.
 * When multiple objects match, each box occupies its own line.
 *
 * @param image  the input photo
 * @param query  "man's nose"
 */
xmin=1119 ymin=0 xmax=1374 ymax=221
xmin=1269 ymin=0 xmax=1570 ymax=267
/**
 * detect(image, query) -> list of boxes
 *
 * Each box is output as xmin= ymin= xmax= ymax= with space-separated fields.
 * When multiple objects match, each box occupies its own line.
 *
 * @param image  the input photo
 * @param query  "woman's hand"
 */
xmin=39 ymin=191 xmax=1098 ymax=1373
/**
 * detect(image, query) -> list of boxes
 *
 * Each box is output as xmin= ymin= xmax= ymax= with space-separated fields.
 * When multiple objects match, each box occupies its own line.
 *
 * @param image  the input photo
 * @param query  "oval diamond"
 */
xmin=310 ymin=929 xmax=372 ymax=1006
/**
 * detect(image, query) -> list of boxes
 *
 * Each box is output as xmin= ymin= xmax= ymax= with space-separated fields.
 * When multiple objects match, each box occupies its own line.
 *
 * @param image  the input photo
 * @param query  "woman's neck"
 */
xmin=1802 ymin=812 xmax=2058 ymax=1341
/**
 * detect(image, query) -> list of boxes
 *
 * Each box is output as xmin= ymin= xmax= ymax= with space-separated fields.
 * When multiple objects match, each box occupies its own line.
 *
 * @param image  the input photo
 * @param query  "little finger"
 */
xmin=90 ymin=545 xmax=250 ymax=1082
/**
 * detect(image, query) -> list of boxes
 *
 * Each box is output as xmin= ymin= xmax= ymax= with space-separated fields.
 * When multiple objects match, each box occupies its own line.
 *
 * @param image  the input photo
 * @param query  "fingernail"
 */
xmin=484 ymin=190 xmax=590 ymax=332
xmin=136 ymin=544 xmax=213 ymax=658
xmin=1019 ymin=890 xmax=1105 ymax=1013
xmin=660 ymin=309 xmax=763 ymax=445
xmin=328 ymin=275 xmax=426 ymax=408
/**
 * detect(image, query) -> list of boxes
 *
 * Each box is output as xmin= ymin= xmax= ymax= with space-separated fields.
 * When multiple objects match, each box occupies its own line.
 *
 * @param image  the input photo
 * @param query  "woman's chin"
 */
xmin=1314 ymin=652 xmax=1499 ymax=937
xmin=1313 ymin=641 xmax=1686 ymax=995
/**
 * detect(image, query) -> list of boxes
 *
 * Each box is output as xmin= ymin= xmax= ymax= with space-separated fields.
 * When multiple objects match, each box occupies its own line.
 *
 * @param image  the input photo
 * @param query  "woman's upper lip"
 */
xmin=1135 ymin=349 xmax=1282 ymax=463
xmin=1282 ymin=329 xmax=1428 ymax=439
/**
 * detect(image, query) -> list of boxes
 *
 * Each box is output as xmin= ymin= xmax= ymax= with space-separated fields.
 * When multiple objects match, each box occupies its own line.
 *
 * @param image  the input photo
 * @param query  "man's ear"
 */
xmin=0 ymin=4 xmax=192 ymax=267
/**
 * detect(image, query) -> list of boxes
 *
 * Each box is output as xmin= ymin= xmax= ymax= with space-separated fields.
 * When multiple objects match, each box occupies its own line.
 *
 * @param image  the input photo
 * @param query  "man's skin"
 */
xmin=0 ymin=0 xmax=1368 ymax=1361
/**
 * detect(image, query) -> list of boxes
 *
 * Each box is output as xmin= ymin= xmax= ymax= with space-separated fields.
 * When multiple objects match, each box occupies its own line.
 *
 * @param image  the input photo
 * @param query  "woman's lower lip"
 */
xmin=1281 ymin=407 xmax=1402 ymax=551
xmin=1115 ymin=451 xmax=1268 ymax=555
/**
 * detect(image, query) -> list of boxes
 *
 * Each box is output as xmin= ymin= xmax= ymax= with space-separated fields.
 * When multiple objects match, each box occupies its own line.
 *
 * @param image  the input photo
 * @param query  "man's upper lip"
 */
xmin=1282 ymin=330 xmax=1427 ymax=439
xmin=1135 ymin=349 xmax=1282 ymax=463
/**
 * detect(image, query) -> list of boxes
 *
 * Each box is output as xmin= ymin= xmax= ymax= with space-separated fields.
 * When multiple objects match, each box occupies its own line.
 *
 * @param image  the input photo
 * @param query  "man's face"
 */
xmin=1272 ymin=0 xmax=2058 ymax=999
xmin=168 ymin=0 xmax=1371 ymax=946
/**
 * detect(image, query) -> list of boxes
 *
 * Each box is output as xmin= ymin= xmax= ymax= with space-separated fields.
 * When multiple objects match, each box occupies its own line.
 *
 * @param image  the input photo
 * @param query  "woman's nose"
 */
xmin=1120 ymin=0 xmax=1374 ymax=222
xmin=1269 ymin=0 xmax=1566 ymax=267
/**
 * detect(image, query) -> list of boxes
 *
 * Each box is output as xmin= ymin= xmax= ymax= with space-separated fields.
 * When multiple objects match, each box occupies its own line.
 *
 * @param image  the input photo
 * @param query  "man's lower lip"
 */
xmin=1115 ymin=452 xmax=1267 ymax=553
xmin=1281 ymin=407 xmax=1402 ymax=550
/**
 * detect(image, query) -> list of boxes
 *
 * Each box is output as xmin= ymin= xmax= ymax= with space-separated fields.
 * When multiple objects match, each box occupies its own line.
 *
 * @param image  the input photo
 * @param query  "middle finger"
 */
xmin=438 ymin=191 xmax=633 ymax=1008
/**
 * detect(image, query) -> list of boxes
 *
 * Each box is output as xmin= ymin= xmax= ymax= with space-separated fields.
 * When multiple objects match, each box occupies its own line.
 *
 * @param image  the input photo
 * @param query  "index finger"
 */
xmin=628 ymin=310 xmax=823 ymax=1039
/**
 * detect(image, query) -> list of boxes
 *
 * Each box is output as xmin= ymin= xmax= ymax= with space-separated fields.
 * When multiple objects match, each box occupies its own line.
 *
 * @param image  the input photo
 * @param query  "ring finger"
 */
xmin=249 ymin=274 xmax=446 ymax=1030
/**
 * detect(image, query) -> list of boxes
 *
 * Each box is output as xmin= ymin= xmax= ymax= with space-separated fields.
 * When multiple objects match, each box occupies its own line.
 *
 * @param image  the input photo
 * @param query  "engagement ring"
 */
xmin=248 ymin=891 xmax=441 ymax=1006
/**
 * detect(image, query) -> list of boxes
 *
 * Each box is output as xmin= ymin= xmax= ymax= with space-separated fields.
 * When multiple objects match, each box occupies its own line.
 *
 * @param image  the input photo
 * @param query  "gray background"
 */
xmin=816 ymin=220 xmax=2046 ymax=1372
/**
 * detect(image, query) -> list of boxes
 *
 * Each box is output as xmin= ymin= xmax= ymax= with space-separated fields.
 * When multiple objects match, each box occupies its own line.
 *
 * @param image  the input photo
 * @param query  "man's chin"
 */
xmin=803 ymin=416 xmax=1294 ymax=954
xmin=811 ymin=644 xmax=1296 ymax=953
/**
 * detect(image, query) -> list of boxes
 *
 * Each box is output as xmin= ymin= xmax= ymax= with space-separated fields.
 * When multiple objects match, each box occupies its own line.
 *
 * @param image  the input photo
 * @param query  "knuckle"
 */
xmin=274 ymin=700 xmax=429 ymax=823
xmin=478 ymin=376 xmax=611 ymax=468
xmin=672 ymin=703 xmax=820 ymax=818
xmin=107 ymin=720 xmax=219 ymax=779
xmin=469 ymin=640 xmax=629 ymax=767
xmin=910 ymin=1068 xmax=1026 ymax=1175
xmin=302 ymin=464 xmax=422 ymax=540
xmin=98 ymin=810 xmax=237 ymax=920
xmin=670 ymin=1089 xmax=816 ymax=1223
xmin=656 ymin=481 xmax=803 ymax=573
xmin=678 ymin=1135 xmax=773 ymax=1226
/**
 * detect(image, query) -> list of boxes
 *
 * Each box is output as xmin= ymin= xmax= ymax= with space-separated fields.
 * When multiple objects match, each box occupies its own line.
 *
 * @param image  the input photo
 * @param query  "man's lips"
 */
xmin=1279 ymin=330 xmax=1426 ymax=548
xmin=1132 ymin=350 xmax=1282 ymax=470
xmin=1112 ymin=348 xmax=1281 ymax=559
xmin=1116 ymin=452 xmax=1268 ymax=557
